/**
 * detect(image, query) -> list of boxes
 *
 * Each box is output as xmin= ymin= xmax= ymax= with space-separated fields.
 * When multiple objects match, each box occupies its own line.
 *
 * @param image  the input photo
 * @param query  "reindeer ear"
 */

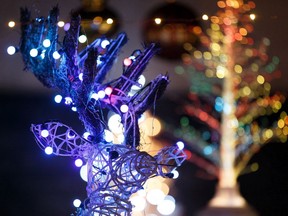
xmin=31 ymin=121 xmax=89 ymax=157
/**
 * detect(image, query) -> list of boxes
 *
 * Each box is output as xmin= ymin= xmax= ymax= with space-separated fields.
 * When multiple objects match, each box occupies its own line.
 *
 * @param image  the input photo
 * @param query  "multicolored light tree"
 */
xmin=11 ymin=6 xmax=186 ymax=216
xmin=171 ymin=0 xmax=287 ymax=211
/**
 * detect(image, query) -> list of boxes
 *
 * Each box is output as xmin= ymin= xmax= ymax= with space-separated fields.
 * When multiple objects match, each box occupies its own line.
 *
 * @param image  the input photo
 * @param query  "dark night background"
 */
xmin=1 ymin=0 xmax=288 ymax=216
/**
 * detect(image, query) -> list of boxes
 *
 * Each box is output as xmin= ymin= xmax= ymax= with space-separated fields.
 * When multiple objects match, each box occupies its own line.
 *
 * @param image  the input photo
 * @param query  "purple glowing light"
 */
xmin=63 ymin=23 xmax=70 ymax=31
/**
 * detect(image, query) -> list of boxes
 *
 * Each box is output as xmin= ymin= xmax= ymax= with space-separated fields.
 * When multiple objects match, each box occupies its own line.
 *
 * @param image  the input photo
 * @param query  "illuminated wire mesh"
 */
xmin=15 ymin=6 xmax=186 ymax=215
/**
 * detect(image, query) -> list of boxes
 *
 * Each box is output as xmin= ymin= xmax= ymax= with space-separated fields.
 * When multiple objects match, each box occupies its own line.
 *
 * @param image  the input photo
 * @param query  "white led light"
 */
xmin=73 ymin=199 xmax=82 ymax=208
xmin=146 ymin=189 xmax=165 ymax=205
xmin=78 ymin=73 xmax=83 ymax=81
xmin=64 ymin=97 xmax=73 ymax=105
xmin=8 ymin=21 xmax=16 ymax=28
xmin=42 ymin=39 xmax=51 ymax=48
xmin=57 ymin=21 xmax=65 ymax=27
xmin=44 ymin=146 xmax=53 ymax=155
xmin=157 ymin=196 xmax=176 ymax=215
xmin=7 ymin=46 xmax=16 ymax=55
xmin=104 ymin=87 xmax=113 ymax=96
xmin=83 ymin=132 xmax=91 ymax=140
xmin=154 ymin=18 xmax=162 ymax=25
xmin=108 ymin=114 xmax=123 ymax=134
xmin=129 ymin=56 xmax=136 ymax=61
xmin=91 ymin=92 xmax=99 ymax=100
xmin=117 ymin=134 xmax=125 ymax=143
xmin=97 ymin=90 xmax=106 ymax=99
xmin=120 ymin=104 xmax=129 ymax=113
xmin=131 ymin=75 xmax=146 ymax=91
xmin=67 ymin=131 xmax=76 ymax=139
xmin=176 ymin=141 xmax=185 ymax=150
xmin=71 ymin=107 xmax=77 ymax=112
xmin=54 ymin=94 xmax=63 ymax=103
xmin=80 ymin=163 xmax=88 ymax=182
xmin=78 ymin=35 xmax=87 ymax=43
xmin=41 ymin=129 xmax=49 ymax=138
xmin=75 ymin=158 xmax=83 ymax=167
xmin=202 ymin=14 xmax=209 ymax=20
xmin=97 ymin=56 xmax=102 ymax=65
xmin=101 ymin=39 xmax=110 ymax=48
xmin=30 ymin=48 xmax=38 ymax=57
xmin=137 ymin=189 xmax=146 ymax=197
xmin=104 ymin=129 xmax=114 ymax=142
xmin=130 ymin=196 xmax=146 ymax=212
xmin=52 ymin=51 xmax=61 ymax=59
xmin=171 ymin=170 xmax=179 ymax=179
xmin=40 ymin=51 xmax=45 ymax=59
xmin=106 ymin=18 xmax=113 ymax=24
xmin=250 ymin=14 xmax=256 ymax=20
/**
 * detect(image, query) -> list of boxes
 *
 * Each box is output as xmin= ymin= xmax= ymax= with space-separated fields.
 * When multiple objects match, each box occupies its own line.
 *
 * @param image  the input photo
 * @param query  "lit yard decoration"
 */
xmin=16 ymin=7 xmax=186 ymax=215
xmin=167 ymin=0 xmax=286 ymax=214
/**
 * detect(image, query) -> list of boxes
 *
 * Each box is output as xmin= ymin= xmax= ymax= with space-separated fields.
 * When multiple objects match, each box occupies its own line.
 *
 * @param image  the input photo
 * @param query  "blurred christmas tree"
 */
xmin=165 ymin=0 xmax=287 ymax=214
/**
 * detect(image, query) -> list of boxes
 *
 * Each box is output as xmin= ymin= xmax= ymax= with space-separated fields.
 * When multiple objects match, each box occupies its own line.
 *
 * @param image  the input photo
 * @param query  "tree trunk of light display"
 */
xmin=198 ymin=32 xmax=258 ymax=216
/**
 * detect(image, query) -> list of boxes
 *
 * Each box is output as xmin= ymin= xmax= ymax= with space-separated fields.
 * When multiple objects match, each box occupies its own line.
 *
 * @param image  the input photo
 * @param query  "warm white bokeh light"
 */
xmin=146 ymin=189 xmax=165 ymax=205
xmin=157 ymin=195 xmax=176 ymax=215
xmin=130 ymin=195 xmax=147 ymax=212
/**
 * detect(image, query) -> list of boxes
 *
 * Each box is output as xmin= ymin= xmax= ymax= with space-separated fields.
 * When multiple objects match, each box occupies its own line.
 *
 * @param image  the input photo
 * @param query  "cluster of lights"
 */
xmin=33 ymin=109 xmax=185 ymax=215
xmin=176 ymin=117 xmax=219 ymax=164
xmin=7 ymin=17 xmax=111 ymax=59
xmin=126 ymin=139 xmax=184 ymax=216
xmin=82 ymin=16 xmax=115 ymax=35
xmin=34 ymin=120 xmax=186 ymax=215
xmin=173 ymin=0 xmax=288 ymax=180
xmin=8 ymin=37 xmax=64 ymax=60
xmin=130 ymin=179 xmax=177 ymax=215
xmin=181 ymin=1 xmax=259 ymax=77
xmin=70 ymin=114 xmax=183 ymax=215
xmin=7 ymin=19 xmax=67 ymax=56
xmin=14 ymin=6 xmax=185 ymax=215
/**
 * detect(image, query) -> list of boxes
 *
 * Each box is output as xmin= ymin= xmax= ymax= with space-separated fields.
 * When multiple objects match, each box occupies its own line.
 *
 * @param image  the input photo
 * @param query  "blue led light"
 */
xmin=203 ymin=146 xmax=213 ymax=155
